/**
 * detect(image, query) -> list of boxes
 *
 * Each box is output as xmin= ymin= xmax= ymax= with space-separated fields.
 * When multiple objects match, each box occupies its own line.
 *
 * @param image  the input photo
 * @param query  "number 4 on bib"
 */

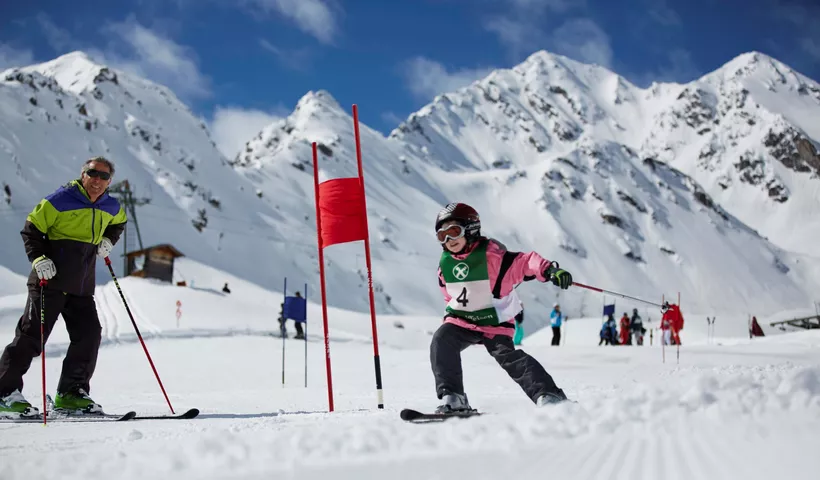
xmin=457 ymin=287 xmax=469 ymax=307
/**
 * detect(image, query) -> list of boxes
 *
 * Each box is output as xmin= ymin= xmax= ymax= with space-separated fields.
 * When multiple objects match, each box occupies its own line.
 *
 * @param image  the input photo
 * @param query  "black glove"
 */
xmin=544 ymin=262 xmax=573 ymax=290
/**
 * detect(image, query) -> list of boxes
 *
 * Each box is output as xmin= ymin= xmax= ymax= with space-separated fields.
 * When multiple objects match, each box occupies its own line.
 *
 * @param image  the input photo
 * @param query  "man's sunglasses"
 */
xmin=85 ymin=169 xmax=111 ymax=180
xmin=436 ymin=224 xmax=465 ymax=244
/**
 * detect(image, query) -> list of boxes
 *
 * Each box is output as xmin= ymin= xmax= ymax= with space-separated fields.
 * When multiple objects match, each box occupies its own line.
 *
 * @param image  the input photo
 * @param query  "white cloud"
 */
xmin=506 ymin=0 xmax=580 ymax=14
xmin=551 ymin=18 xmax=613 ymax=67
xmin=209 ymin=106 xmax=286 ymax=159
xmin=655 ymin=49 xmax=701 ymax=82
xmin=101 ymin=17 xmax=211 ymax=99
xmin=769 ymin=0 xmax=820 ymax=64
xmin=244 ymin=0 xmax=339 ymax=44
xmin=645 ymin=0 xmax=681 ymax=26
xmin=399 ymin=57 xmax=494 ymax=100
xmin=630 ymin=48 xmax=701 ymax=87
xmin=258 ymin=38 xmax=312 ymax=70
xmin=484 ymin=0 xmax=586 ymax=58
xmin=381 ymin=111 xmax=405 ymax=127
xmin=33 ymin=14 xmax=211 ymax=100
xmin=0 ymin=43 xmax=34 ymax=70
xmin=800 ymin=36 xmax=820 ymax=62
xmin=35 ymin=13 xmax=74 ymax=51
xmin=484 ymin=17 xmax=543 ymax=59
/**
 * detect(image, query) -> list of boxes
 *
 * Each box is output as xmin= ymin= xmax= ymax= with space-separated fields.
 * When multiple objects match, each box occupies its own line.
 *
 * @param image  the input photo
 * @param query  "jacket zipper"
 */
xmin=91 ymin=206 xmax=96 ymax=243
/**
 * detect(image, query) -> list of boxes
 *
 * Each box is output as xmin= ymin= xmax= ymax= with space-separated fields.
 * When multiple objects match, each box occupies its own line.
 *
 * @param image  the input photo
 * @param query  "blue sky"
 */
xmin=1 ymin=0 xmax=818 ymax=158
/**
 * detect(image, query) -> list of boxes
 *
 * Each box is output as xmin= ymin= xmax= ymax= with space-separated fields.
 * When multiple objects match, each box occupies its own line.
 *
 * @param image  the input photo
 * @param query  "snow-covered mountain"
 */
xmin=1 ymin=50 xmax=819 ymax=327
xmin=390 ymin=51 xmax=820 ymax=257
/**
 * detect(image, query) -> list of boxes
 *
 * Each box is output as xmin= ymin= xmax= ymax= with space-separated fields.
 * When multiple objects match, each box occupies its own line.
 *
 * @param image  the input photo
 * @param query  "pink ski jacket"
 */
xmin=437 ymin=237 xmax=552 ymax=338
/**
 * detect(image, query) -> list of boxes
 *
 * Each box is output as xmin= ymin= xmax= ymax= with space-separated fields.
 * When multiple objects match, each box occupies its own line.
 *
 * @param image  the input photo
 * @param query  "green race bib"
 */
xmin=440 ymin=240 xmax=501 ymax=326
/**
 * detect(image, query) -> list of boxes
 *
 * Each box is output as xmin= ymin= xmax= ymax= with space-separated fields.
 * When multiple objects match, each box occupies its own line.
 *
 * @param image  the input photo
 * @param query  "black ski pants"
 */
xmin=430 ymin=322 xmax=566 ymax=403
xmin=551 ymin=326 xmax=561 ymax=345
xmin=0 ymin=286 xmax=101 ymax=396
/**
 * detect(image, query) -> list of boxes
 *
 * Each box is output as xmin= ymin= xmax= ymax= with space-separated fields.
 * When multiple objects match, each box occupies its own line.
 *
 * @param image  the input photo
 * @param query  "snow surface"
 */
xmin=1 ymin=260 xmax=819 ymax=479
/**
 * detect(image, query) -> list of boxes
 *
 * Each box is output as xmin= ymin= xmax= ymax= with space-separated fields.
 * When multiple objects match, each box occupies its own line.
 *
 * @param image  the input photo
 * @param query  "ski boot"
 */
xmin=53 ymin=388 xmax=103 ymax=414
xmin=0 ymin=390 xmax=39 ymax=418
xmin=536 ymin=391 xmax=571 ymax=406
xmin=435 ymin=392 xmax=474 ymax=414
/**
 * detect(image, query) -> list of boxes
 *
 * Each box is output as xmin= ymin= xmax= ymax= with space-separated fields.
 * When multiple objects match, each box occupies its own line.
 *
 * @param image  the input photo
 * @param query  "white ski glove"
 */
xmin=97 ymin=237 xmax=113 ymax=259
xmin=32 ymin=256 xmax=57 ymax=280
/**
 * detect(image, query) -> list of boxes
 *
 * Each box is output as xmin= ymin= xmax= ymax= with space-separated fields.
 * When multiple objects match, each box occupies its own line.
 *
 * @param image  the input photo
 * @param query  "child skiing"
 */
xmin=431 ymin=202 xmax=571 ymax=413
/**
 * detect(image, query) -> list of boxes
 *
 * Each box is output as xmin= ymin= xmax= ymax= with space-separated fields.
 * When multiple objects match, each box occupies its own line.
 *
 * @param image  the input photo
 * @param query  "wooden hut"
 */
xmin=125 ymin=244 xmax=184 ymax=283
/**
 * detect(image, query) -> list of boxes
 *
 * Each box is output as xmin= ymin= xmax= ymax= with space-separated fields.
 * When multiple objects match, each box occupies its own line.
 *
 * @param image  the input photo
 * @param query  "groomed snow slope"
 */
xmin=0 ymin=260 xmax=818 ymax=480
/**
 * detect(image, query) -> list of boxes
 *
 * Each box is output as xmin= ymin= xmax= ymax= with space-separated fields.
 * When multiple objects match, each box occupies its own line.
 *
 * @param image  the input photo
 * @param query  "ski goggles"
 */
xmin=436 ymin=224 xmax=465 ymax=244
xmin=84 ymin=168 xmax=111 ymax=180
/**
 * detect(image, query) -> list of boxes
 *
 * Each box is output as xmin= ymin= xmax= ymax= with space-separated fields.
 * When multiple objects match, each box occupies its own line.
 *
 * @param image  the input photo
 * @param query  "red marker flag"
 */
xmin=317 ymin=178 xmax=366 ymax=247
xmin=311 ymin=104 xmax=384 ymax=413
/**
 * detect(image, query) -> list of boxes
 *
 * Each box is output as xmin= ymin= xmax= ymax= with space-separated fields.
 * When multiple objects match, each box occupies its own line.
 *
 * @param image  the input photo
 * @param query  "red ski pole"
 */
xmin=104 ymin=257 xmax=175 ymax=413
xmin=571 ymin=280 xmax=668 ymax=311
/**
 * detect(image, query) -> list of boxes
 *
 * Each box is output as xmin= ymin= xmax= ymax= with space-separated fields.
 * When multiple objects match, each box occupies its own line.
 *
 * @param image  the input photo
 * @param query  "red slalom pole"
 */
xmin=104 ymin=257 xmax=175 ymax=414
xmin=677 ymin=292 xmax=681 ymax=364
xmin=352 ymin=104 xmax=385 ymax=409
xmin=39 ymin=279 xmax=47 ymax=425
xmin=662 ymin=294 xmax=666 ymax=363
xmin=312 ymin=142 xmax=335 ymax=412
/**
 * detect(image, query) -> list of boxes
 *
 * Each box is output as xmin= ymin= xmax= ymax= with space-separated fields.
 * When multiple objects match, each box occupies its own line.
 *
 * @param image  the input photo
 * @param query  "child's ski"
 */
xmin=400 ymin=408 xmax=482 ymax=423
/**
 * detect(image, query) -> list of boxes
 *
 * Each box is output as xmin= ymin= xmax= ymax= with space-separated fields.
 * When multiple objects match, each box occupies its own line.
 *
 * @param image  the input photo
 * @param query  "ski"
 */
xmin=133 ymin=408 xmax=200 ymax=420
xmin=400 ymin=408 xmax=482 ymax=423
xmin=0 ymin=411 xmax=136 ymax=423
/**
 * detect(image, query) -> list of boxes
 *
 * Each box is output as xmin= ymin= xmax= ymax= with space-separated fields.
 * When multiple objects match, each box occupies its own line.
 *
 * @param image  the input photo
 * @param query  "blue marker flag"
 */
xmin=283 ymin=296 xmax=307 ymax=323
xmin=602 ymin=304 xmax=615 ymax=317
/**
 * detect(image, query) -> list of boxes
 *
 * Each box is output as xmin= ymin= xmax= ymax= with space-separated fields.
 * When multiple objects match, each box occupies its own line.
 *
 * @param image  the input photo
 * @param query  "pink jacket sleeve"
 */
xmin=438 ymin=267 xmax=452 ymax=303
xmin=486 ymin=239 xmax=552 ymax=298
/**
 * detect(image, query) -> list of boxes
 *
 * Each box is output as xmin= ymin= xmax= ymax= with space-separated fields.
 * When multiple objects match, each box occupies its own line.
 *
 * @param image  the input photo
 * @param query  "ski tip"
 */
xmin=400 ymin=408 xmax=422 ymax=421
xmin=181 ymin=408 xmax=200 ymax=419
xmin=117 ymin=411 xmax=138 ymax=421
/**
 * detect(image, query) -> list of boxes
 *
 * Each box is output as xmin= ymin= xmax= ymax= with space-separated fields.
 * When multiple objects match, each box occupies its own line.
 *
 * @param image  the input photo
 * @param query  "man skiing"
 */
xmin=550 ymin=303 xmax=563 ymax=346
xmin=0 ymin=157 xmax=126 ymax=417
xmin=431 ymin=202 xmax=571 ymax=413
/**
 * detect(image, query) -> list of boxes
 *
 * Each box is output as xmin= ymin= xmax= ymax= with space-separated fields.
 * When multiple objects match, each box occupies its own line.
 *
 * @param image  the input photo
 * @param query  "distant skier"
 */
xmin=513 ymin=304 xmax=524 ymax=346
xmin=550 ymin=303 xmax=563 ymax=346
xmin=599 ymin=314 xmax=617 ymax=345
xmin=619 ymin=312 xmax=631 ymax=345
xmin=222 ymin=282 xmax=231 ymax=294
xmin=279 ymin=292 xmax=305 ymax=340
xmin=630 ymin=308 xmax=645 ymax=346
xmin=661 ymin=303 xmax=684 ymax=345
xmin=2 ymin=183 xmax=10 ymax=205
xmin=431 ymin=202 xmax=571 ymax=413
